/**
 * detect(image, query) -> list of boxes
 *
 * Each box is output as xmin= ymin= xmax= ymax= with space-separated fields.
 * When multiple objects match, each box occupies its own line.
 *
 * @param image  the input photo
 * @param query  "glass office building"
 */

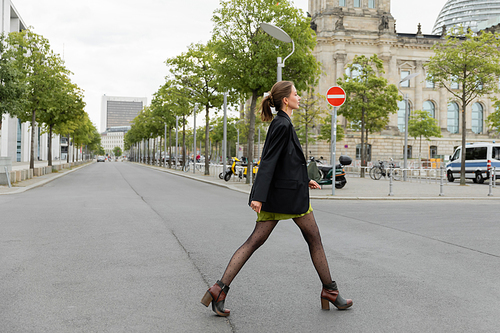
xmin=432 ymin=0 xmax=500 ymax=34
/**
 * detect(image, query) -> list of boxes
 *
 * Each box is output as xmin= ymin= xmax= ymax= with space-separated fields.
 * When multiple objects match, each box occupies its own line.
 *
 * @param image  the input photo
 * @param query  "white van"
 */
xmin=446 ymin=142 xmax=500 ymax=183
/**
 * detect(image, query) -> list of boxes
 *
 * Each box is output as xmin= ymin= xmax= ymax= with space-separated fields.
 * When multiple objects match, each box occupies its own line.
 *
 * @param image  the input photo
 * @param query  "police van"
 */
xmin=446 ymin=142 xmax=500 ymax=183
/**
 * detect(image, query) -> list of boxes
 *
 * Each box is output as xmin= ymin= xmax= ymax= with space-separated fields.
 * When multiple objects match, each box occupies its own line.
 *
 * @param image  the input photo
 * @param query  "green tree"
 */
xmin=166 ymin=43 xmax=222 ymax=174
xmin=113 ymin=146 xmax=122 ymax=157
xmin=211 ymin=0 xmax=320 ymax=182
xmin=7 ymin=29 xmax=68 ymax=169
xmin=318 ymin=118 xmax=345 ymax=144
xmin=425 ymin=26 xmax=500 ymax=185
xmin=337 ymin=54 xmax=401 ymax=177
xmin=292 ymin=91 xmax=326 ymax=158
xmin=0 ymin=33 xmax=26 ymax=130
xmin=487 ymin=99 xmax=500 ymax=135
xmin=40 ymin=77 xmax=85 ymax=166
xmin=408 ymin=110 xmax=442 ymax=161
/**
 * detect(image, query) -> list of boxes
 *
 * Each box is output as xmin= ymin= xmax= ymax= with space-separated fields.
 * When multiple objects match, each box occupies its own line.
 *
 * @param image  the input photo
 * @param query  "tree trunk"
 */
xmin=182 ymin=115 xmax=186 ymax=168
xmin=67 ymin=134 xmax=70 ymax=164
xmin=305 ymin=120 xmax=309 ymax=160
xmin=246 ymin=90 xmax=258 ymax=184
xmin=30 ymin=110 xmax=36 ymax=169
xmin=169 ymin=127 xmax=172 ymax=168
xmin=48 ymin=125 xmax=53 ymax=167
xmin=460 ymin=101 xmax=467 ymax=185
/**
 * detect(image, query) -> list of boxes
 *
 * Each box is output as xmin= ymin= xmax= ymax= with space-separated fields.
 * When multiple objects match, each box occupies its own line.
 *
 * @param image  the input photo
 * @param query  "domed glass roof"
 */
xmin=432 ymin=0 xmax=500 ymax=34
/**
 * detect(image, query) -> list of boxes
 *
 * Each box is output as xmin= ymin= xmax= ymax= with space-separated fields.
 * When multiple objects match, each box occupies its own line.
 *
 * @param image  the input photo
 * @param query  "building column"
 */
xmin=415 ymin=61 xmax=423 ymax=110
xmin=1 ymin=114 xmax=8 ymax=157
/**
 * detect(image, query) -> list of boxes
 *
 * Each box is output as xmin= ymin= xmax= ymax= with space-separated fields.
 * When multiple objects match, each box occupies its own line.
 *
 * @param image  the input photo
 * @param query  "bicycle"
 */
xmin=369 ymin=159 xmax=401 ymax=181
xmin=183 ymin=159 xmax=203 ymax=172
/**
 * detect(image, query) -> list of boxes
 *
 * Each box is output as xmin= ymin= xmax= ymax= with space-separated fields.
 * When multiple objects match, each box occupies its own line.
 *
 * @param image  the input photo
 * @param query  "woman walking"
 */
xmin=201 ymin=81 xmax=353 ymax=317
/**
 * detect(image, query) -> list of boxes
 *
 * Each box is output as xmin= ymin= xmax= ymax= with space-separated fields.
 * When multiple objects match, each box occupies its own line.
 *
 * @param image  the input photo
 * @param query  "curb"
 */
xmin=134 ymin=163 xmax=500 ymax=201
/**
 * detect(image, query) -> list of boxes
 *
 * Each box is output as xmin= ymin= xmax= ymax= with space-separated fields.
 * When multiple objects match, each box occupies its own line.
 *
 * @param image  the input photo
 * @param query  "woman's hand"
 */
xmin=250 ymin=200 xmax=262 ymax=213
xmin=308 ymin=180 xmax=321 ymax=189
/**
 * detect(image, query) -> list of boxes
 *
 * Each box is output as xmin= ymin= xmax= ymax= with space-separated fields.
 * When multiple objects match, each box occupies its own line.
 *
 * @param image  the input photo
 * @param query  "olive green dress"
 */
xmin=256 ymin=203 xmax=313 ymax=222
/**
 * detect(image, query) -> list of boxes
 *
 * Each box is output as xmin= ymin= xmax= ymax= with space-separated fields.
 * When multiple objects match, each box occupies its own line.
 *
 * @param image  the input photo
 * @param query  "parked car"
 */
xmin=97 ymin=156 xmax=106 ymax=162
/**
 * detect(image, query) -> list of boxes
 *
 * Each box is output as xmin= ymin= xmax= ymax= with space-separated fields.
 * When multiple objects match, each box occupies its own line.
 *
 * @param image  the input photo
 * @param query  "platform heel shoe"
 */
xmin=321 ymin=281 xmax=353 ymax=310
xmin=201 ymin=280 xmax=230 ymax=317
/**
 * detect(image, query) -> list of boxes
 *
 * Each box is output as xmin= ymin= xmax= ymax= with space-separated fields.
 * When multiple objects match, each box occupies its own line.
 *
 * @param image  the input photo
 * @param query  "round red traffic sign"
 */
xmin=326 ymin=86 xmax=346 ymax=107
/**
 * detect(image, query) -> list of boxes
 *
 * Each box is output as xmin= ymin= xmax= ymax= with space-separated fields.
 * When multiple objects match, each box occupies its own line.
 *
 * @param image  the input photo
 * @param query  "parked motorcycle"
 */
xmin=220 ymin=157 xmax=259 ymax=181
xmin=307 ymin=156 xmax=352 ymax=189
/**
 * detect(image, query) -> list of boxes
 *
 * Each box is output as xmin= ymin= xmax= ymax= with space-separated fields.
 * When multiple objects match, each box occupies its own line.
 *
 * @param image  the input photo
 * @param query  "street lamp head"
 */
xmin=399 ymin=72 xmax=420 ymax=84
xmin=260 ymin=23 xmax=292 ymax=43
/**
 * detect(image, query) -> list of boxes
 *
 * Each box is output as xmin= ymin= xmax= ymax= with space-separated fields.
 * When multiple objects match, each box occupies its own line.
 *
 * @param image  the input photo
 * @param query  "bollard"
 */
xmin=488 ymin=168 xmax=493 ymax=196
xmin=494 ymin=167 xmax=497 ymax=189
xmin=388 ymin=166 xmax=394 ymax=196
xmin=439 ymin=166 xmax=444 ymax=197
xmin=4 ymin=167 xmax=12 ymax=188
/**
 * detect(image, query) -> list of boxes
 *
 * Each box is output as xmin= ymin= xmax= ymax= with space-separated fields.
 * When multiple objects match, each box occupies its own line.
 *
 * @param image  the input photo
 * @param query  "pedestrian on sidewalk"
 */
xmin=201 ymin=81 xmax=352 ymax=316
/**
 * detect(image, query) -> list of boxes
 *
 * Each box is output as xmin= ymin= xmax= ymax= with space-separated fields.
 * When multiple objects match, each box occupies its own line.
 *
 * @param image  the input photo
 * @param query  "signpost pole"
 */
xmin=326 ymin=86 xmax=346 ymax=196
xmin=331 ymin=106 xmax=337 ymax=196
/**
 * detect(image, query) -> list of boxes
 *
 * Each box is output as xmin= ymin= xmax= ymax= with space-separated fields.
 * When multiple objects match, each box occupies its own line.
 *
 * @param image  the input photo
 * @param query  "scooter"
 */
xmin=220 ymin=157 xmax=259 ymax=181
xmin=307 ymin=156 xmax=352 ymax=189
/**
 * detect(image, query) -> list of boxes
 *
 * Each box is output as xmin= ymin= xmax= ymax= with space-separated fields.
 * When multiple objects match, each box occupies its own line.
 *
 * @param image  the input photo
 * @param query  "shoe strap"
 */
xmin=216 ymin=280 xmax=230 ymax=295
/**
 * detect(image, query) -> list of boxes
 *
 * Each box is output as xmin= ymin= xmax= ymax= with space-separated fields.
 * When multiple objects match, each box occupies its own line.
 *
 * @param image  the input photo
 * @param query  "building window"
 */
xmin=398 ymin=100 xmax=411 ymax=132
xmin=423 ymin=101 xmax=436 ymax=118
xmin=447 ymin=102 xmax=459 ymax=134
xmin=368 ymin=0 xmax=375 ymax=8
xmin=356 ymin=143 xmax=372 ymax=162
xmin=339 ymin=0 xmax=346 ymax=6
xmin=354 ymin=0 xmax=360 ymax=7
xmin=471 ymin=102 xmax=483 ymax=134
xmin=430 ymin=146 xmax=438 ymax=158
xmin=17 ymin=119 xmax=21 ymax=162
xmin=400 ymin=70 xmax=411 ymax=88
xmin=345 ymin=64 xmax=362 ymax=80
xmin=450 ymin=76 xmax=459 ymax=89
xmin=425 ymin=79 xmax=435 ymax=88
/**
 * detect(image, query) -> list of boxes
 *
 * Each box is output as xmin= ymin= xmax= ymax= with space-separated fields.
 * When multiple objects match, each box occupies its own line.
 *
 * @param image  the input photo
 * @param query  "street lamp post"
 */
xmin=193 ymin=104 xmax=197 ymax=174
xmin=222 ymin=92 xmax=228 ymax=176
xmin=260 ymin=23 xmax=295 ymax=82
xmin=398 ymin=72 xmax=420 ymax=181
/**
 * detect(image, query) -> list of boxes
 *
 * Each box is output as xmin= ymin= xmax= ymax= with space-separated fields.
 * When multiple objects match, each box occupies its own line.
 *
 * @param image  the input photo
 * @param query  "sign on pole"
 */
xmin=326 ymin=86 xmax=345 ymax=196
xmin=326 ymin=86 xmax=346 ymax=107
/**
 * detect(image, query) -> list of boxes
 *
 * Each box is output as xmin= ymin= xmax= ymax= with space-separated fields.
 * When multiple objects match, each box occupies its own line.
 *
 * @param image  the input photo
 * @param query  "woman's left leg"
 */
xmin=292 ymin=211 xmax=332 ymax=284
xmin=293 ymin=211 xmax=353 ymax=310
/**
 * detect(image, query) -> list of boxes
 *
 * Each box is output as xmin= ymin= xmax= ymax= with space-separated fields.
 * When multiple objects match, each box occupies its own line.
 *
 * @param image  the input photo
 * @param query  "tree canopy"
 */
xmin=337 ymin=54 xmax=400 ymax=177
xmin=426 ymin=27 xmax=500 ymax=184
xmin=211 ymin=0 xmax=320 ymax=182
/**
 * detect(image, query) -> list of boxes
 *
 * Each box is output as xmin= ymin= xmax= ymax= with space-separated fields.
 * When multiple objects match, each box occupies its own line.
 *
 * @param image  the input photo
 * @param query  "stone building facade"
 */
xmin=306 ymin=0 xmax=500 ymax=166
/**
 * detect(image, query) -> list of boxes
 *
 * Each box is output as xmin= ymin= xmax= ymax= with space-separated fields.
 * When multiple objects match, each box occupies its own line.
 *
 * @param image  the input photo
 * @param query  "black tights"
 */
xmin=220 ymin=211 xmax=332 ymax=286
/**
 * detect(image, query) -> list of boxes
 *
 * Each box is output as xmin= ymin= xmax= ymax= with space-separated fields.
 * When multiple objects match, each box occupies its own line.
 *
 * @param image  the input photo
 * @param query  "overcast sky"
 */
xmin=13 ymin=0 xmax=447 ymax=131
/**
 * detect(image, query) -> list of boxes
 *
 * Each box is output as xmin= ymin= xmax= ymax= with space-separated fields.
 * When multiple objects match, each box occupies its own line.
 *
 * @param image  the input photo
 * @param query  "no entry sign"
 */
xmin=326 ymin=86 xmax=346 ymax=107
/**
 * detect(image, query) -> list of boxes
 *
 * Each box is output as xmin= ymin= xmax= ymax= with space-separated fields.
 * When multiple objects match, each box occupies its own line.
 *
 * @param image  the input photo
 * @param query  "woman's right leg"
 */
xmin=220 ymin=220 xmax=278 ymax=286
xmin=202 ymin=220 xmax=278 ymax=316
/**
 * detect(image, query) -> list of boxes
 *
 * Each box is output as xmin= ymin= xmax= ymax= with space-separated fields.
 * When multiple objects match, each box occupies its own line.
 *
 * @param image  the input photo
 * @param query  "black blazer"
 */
xmin=249 ymin=111 xmax=310 ymax=214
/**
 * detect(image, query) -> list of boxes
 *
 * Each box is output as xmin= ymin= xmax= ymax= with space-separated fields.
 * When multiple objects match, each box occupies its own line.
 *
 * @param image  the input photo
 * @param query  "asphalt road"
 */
xmin=1 ymin=162 xmax=499 ymax=332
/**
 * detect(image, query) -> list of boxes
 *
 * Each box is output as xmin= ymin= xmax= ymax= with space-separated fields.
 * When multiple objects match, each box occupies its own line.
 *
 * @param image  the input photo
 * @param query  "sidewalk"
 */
xmin=0 ymin=161 xmax=91 ymax=195
xmin=140 ymin=163 xmax=500 ymax=200
xmin=2 ymin=161 xmax=499 ymax=199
